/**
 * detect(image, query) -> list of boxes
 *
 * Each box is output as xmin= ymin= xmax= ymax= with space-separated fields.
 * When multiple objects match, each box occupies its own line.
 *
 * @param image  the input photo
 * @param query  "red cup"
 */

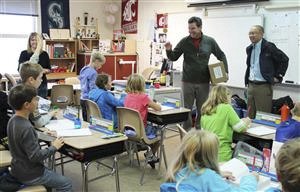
xmin=154 ymin=82 xmax=160 ymax=88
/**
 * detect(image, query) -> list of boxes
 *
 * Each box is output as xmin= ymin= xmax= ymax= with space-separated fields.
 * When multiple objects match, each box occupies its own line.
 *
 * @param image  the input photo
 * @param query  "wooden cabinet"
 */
xmin=77 ymin=53 xmax=137 ymax=80
xmin=77 ymin=39 xmax=99 ymax=52
xmin=45 ymin=40 xmax=77 ymax=80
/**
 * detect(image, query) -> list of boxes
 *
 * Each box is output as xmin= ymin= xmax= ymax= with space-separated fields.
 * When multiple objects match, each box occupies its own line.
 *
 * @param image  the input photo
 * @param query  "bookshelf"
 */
xmin=77 ymin=39 xmax=99 ymax=52
xmin=44 ymin=40 xmax=77 ymax=80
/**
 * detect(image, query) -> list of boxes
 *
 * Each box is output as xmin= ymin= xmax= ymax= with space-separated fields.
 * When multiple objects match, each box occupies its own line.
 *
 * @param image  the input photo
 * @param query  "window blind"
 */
xmin=0 ymin=0 xmax=38 ymax=16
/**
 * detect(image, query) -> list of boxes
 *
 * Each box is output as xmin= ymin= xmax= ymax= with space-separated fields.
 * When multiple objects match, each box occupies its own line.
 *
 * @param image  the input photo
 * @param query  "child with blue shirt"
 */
xmin=89 ymin=74 xmax=125 ymax=128
xmin=79 ymin=51 xmax=106 ymax=121
xmin=165 ymin=129 xmax=258 ymax=192
xmin=275 ymin=102 xmax=300 ymax=142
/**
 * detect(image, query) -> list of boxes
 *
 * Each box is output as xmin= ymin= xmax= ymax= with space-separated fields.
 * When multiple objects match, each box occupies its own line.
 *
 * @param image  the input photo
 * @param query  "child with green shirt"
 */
xmin=200 ymin=85 xmax=251 ymax=162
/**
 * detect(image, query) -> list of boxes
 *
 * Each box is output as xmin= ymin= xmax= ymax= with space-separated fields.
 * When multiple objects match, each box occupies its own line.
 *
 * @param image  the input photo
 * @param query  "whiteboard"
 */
xmin=264 ymin=10 xmax=300 ymax=84
xmin=203 ymin=16 xmax=263 ymax=88
xmin=168 ymin=14 xmax=263 ymax=88
xmin=168 ymin=11 xmax=203 ymax=70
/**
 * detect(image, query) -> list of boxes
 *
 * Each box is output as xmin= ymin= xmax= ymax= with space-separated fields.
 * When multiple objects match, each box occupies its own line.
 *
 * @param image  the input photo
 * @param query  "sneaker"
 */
xmin=144 ymin=152 xmax=159 ymax=169
xmin=148 ymin=158 xmax=159 ymax=169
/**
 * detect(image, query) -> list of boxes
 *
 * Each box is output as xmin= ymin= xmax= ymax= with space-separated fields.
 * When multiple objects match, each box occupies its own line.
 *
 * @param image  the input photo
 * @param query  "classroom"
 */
xmin=0 ymin=0 xmax=299 ymax=191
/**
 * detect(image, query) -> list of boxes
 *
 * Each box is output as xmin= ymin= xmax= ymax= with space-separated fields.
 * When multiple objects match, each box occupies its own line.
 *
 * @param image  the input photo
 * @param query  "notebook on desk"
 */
xmin=247 ymin=126 xmax=276 ymax=136
xmin=56 ymin=129 xmax=92 ymax=137
xmin=45 ymin=119 xmax=75 ymax=131
xmin=220 ymin=158 xmax=271 ymax=190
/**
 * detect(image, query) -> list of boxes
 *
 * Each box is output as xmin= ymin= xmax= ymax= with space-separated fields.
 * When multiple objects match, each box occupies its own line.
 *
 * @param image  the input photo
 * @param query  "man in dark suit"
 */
xmin=245 ymin=25 xmax=289 ymax=119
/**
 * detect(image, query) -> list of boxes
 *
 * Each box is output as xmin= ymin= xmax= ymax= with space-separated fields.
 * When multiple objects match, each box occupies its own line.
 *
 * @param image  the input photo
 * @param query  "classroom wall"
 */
xmin=69 ymin=0 xmax=121 ymax=39
xmin=67 ymin=0 xmax=298 ymax=75
xmin=131 ymin=0 xmax=299 ymax=73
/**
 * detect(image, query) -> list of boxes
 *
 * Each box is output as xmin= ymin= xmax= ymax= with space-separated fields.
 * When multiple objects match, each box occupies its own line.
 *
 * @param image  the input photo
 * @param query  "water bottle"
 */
xmin=166 ymin=74 xmax=170 ymax=87
xmin=149 ymin=85 xmax=155 ymax=100
xmin=74 ymin=117 xmax=82 ymax=129
xmin=280 ymin=104 xmax=290 ymax=122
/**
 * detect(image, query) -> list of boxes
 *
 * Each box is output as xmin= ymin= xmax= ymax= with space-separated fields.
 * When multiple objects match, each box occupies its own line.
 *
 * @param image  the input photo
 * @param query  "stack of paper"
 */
xmin=220 ymin=158 xmax=271 ymax=190
xmin=161 ymin=105 xmax=175 ymax=111
xmin=56 ymin=129 xmax=92 ymax=137
xmin=45 ymin=119 xmax=92 ymax=137
xmin=246 ymin=126 xmax=276 ymax=136
xmin=45 ymin=119 xmax=75 ymax=131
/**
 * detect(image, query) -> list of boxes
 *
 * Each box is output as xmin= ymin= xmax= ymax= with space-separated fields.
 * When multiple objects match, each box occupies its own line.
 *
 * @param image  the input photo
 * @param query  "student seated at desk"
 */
xmin=275 ymin=102 xmax=300 ymax=142
xmin=7 ymin=84 xmax=72 ymax=191
xmin=165 ymin=129 xmax=258 ymax=191
xmin=200 ymin=85 xmax=251 ymax=162
xmin=124 ymin=74 xmax=161 ymax=168
xmin=79 ymin=51 xmax=106 ymax=121
xmin=89 ymin=74 xmax=125 ymax=128
xmin=19 ymin=62 xmax=58 ymax=128
xmin=267 ymin=138 xmax=300 ymax=192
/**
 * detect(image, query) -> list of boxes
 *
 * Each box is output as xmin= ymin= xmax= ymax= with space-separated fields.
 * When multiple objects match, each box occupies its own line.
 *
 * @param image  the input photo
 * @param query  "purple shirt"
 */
xmin=79 ymin=66 xmax=98 ymax=99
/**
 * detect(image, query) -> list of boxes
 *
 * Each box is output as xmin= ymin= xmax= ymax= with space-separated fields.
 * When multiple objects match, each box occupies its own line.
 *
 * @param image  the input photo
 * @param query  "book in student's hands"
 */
xmin=220 ymin=158 xmax=271 ymax=189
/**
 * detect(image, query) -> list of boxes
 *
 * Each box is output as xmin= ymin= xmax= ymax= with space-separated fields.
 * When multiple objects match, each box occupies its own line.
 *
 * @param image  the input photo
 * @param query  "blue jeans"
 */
xmin=23 ymin=168 xmax=72 ymax=192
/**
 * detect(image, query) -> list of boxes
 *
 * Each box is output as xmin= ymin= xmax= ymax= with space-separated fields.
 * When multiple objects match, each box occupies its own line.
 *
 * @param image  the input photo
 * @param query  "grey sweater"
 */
xmin=167 ymin=34 xmax=228 ymax=83
xmin=7 ymin=115 xmax=56 ymax=182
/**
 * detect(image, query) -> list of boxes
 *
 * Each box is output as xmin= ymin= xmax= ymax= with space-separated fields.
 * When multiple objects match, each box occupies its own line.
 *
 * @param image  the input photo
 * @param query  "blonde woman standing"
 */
xmin=18 ymin=32 xmax=51 ymax=98
xmin=200 ymin=85 xmax=251 ymax=162
xmin=165 ymin=130 xmax=258 ymax=191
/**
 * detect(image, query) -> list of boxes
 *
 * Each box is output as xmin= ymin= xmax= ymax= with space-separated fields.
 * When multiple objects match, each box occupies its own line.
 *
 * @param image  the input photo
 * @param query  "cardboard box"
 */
xmin=208 ymin=61 xmax=228 ymax=84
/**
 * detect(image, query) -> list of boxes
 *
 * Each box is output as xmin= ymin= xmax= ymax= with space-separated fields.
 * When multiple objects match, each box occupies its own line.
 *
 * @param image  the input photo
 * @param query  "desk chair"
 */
xmin=65 ymin=77 xmax=80 ymax=85
xmin=117 ymin=107 xmax=161 ymax=185
xmin=65 ymin=77 xmax=81 ymax=106
xmin=86 ymin=99 xmax=102 ymax=123
xmin=50 ymin=84 xmax=74 ymax=108
xmin=0 ymin=144 xmax=5 ymax=151
xmin=176 ymin=124 xmax=187 ymax=140
xmin=4 ymin=73 xmax=17 ymax=90
xmin=141 ymin=67 xmax=158 ymax=80
xmin=0 ymin=151 xmax=46 ymax=192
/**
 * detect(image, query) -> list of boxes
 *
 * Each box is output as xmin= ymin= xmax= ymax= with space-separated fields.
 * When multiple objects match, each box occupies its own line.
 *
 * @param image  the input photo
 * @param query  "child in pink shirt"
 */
xmin=124 ymin=74 xmax=161 ymax=168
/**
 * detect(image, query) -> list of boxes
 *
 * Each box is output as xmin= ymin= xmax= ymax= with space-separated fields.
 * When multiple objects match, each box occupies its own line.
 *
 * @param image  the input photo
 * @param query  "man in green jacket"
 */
xmin=165 ymin=16 xmax=228 ymax=130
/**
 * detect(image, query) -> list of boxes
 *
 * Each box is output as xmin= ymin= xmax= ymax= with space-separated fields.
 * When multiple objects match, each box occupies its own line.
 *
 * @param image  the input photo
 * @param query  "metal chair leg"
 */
xmin=60 ymin=153 xmax=64 ymax=175
xmin=113 ymin=156 xmax=120 ymax=192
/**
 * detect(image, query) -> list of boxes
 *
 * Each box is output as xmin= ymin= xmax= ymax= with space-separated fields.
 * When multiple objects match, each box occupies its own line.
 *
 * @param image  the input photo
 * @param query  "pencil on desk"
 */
xmin=252 ymin=156 xmax=256 ymax=171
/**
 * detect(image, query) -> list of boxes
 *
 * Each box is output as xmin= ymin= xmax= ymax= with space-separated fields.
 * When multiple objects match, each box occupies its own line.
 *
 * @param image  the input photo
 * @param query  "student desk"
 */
xmin=245 ymin=122 xmax=276 ymax=140
xmin=47 ymin=83 xmax=81 ymax=90
xmin=40 ymin=121 xmax=127 ymax=192
xmin=234 ymin=122 xmax=276 ymax=151
xmin=147 ymin=107 xmax=190 ymax=171
xmin=0 ymin=150 xmax=12 ymax=167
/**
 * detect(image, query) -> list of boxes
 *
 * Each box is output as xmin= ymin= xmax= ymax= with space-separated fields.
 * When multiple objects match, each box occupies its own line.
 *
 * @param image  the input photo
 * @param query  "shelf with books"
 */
xmin=77 ymin=39 xmax=99 ymax=52
xmin=44 ymin=40 xmax=77 ymax=79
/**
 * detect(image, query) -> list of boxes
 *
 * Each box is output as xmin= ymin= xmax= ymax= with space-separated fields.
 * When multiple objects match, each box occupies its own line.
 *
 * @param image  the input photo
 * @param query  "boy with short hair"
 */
xmin=7 ymin=84 xmax=72 ymax=191
xmin=79 ymin=51 xmax=106 ymax=121
xmin=19 ymin=62 xmax=57 ymax=127
xmin=275 ymin=138 xmax=300 ymax=192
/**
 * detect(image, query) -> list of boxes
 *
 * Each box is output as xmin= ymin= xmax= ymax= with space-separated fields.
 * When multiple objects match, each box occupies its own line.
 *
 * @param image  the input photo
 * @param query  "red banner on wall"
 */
xmin=156 ymin=13 xmax=168 ymax=28
xmin=121 ymin=0 xmax=138 ymax=34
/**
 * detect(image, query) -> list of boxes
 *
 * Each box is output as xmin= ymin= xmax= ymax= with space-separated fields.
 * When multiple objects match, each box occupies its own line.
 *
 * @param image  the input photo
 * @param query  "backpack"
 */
xmin=231 ymin=94 xmax=247 ymax=110
xmin=272 ymin=96 xmax=294 ymax=115
xmin=0 ymin=167 xmax=24 ymax=192
xmin=275 ymin=118 xmax=300 ymax=142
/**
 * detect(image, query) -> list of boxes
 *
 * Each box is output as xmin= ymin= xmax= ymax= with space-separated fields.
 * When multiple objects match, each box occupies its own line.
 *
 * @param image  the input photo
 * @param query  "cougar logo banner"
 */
xmin=122 ymin=0 xmax=138 ymax=34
